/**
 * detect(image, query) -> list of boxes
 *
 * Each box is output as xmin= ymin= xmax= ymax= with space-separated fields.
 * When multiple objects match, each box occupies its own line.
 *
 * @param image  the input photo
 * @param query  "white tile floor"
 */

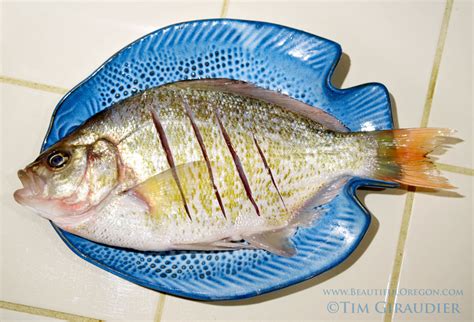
xmin=1 ymin=1 xmax=472 ymax=321
xmin=0 ymin=309 xmax=64 ymax=322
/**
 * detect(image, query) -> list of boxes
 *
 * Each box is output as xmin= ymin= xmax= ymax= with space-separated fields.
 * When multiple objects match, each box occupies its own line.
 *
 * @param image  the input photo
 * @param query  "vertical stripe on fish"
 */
xmin=252 ymin=135 xmax=288 ymax=213
xmin=148 ymin=106 xmax=192 ymax=221
xmin=182 ymin=98 xmax=228 ymax=219
xmin=214 ymin=107 xmax=261 ymax=217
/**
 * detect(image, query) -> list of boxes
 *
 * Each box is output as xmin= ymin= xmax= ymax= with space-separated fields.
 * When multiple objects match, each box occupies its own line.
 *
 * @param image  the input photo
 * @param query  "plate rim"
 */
xmin=42 ymin=18 xmax=396 ymax=300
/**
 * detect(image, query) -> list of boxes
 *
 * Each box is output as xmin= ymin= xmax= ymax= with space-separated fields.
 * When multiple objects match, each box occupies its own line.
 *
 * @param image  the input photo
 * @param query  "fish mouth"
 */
xmin=14 ymin=169 xmax=91 ymax=225
xmin=14 ymin=169 xmax=44 ymax=205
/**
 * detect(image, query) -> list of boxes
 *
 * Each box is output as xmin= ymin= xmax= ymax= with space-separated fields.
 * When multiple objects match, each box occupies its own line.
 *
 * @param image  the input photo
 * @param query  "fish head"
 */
xmin=14 ymin=138 xmax=120 ymax=224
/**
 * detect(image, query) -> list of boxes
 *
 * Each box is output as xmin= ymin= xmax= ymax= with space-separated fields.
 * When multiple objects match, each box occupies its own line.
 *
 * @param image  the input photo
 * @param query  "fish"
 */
xmin=14 ymin=79 xmax=455 ymax=256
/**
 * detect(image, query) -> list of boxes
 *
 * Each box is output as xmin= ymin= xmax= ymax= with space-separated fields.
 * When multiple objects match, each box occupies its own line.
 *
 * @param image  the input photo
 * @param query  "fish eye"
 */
xmin=47 ymin=151 xmax=70 ymax=169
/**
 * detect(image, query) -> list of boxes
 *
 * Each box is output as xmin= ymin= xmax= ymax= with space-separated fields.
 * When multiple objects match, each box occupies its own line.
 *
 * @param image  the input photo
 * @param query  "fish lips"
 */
xmin=14 ymin=169 xmax=93 ymax=226
xmin=14 ymin=169 xmax=65 ymax=221
xmin=14 ymin=169 xmax=45 ymax=205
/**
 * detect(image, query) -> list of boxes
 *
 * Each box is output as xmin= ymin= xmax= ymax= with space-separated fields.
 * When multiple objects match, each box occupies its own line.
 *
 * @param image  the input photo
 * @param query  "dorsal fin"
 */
xmin=173 ymin=79 xmax=348 ymax=132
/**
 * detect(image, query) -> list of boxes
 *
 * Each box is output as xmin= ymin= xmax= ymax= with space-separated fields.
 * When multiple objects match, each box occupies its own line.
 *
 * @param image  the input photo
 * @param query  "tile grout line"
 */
xmin=420 ymin=0 xmax=454 ymax=128
xmin=0 ymin=300 xmax=103 ymax=322
xmin=153 ymin=294 xmax=167 ymax=322
xmin=220 ymin=0 xmax=229 ymax=19
xmin=435 ymin=162 xmax=474 ymax=176
xmin=383 ymin=187 xmax=416 ymax=322
xmin=383 ymin=1 xmax=454 ymax=322
xmin=153 ymin=3 xmax=231 ymax=321
xmin=0 ymin=75 xmax=68 ymax=95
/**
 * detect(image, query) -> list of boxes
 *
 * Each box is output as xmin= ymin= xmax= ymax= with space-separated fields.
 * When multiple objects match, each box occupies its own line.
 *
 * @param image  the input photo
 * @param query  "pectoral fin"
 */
xmin=129 ymin=161 xmax=209 ymax=219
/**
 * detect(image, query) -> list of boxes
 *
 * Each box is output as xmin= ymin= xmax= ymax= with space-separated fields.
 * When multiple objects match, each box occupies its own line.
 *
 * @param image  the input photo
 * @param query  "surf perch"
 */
xmin=14 ymin=79 xmax=455 ymax=256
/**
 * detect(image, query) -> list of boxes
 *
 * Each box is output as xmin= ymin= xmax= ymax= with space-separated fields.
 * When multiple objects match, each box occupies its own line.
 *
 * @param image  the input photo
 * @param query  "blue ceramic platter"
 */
xmin=43 ymin=19 xmax=397 ymax=300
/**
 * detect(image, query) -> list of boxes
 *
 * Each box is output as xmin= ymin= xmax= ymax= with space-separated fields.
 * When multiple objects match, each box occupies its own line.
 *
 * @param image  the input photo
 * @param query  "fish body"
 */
xmin=14 ymin=79 xmax=453 ymax=256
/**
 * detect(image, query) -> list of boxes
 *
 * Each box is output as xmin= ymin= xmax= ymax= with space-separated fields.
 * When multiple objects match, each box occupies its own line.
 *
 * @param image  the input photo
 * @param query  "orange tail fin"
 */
xmin=371 ymin=128 xmax=456 ymax=189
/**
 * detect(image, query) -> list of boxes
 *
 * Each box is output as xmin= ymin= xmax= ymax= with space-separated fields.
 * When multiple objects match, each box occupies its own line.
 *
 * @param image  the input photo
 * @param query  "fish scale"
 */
xmin=117 ymin=121 xmax=168 ymax=183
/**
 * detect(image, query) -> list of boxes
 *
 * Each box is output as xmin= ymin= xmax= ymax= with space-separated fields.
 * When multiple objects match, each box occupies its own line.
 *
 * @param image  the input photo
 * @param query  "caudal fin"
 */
xmin=371 ymin=128 xmax=456 ymax=189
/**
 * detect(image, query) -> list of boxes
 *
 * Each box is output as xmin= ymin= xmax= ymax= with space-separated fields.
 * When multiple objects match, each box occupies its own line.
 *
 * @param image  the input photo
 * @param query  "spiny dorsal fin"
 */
xmin=173 ymin=78 xmax=348 ymax=132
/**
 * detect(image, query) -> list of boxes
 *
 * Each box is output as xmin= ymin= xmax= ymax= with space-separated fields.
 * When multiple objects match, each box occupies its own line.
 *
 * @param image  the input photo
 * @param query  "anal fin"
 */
xmin=245 ymin=175 xmax=350 ymax=257
xmin=246 ymin=228 xmax=297 ymax=257
xmin=291 ymin=175 xmax=350 ymax=228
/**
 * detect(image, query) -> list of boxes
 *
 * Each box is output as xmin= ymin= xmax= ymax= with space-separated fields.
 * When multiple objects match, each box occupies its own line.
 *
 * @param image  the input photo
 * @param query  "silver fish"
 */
xmin=14 ymin=79 xmax=454 ymax=256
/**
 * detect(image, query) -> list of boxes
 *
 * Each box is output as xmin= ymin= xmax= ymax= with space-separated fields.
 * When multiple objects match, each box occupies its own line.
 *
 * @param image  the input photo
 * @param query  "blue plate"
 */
xmin=43 ymin=19 xmax=396 ymax=300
